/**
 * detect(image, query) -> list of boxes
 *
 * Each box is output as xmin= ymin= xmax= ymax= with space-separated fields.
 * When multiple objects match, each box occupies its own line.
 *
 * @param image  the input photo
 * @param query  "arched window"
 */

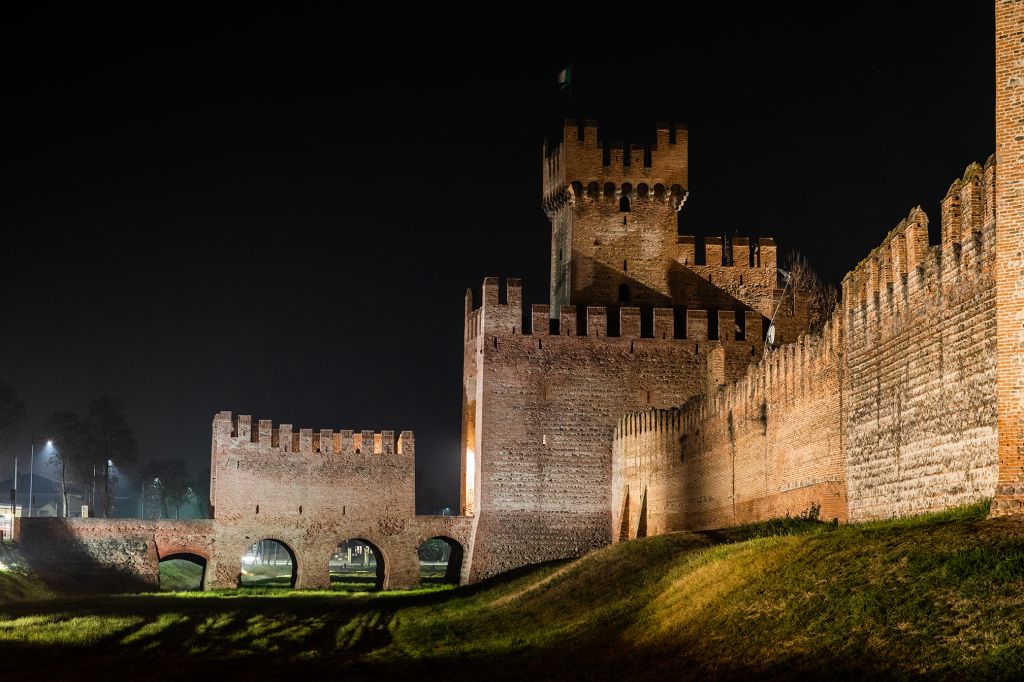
xmin=619 ymin=283 xmax=631 ymax=302
xmin=653 ymin=183 xmax=666 ymax=200
xmin=637 ymin=183 xmax=649 ymax=198
xmin=603 ymin=182 xmax=615 ymax=199
xmin=619 ymin=196 xmax=631 ymax=212
xmin=587 ymin=181 xmax=600 ymax=199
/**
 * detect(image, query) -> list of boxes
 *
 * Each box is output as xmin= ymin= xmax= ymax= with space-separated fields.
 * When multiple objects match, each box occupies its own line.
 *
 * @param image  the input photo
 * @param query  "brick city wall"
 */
xmin=208 ymin=412 xmax=473 ymax=589
xmin=16 ymin=415 xmax=475 ymax=593
xmin=462 ymin=277 xmax=765 ymax=582
xmin=993 ymin=0 xmax=1024 ymax=515
xmin=844 ymin=168 xmax=998 ymax=520
xmin=613 ymin=159 xmax=1000 ymax=532
xmin=613 ymin=311 xmax=846 ymax=535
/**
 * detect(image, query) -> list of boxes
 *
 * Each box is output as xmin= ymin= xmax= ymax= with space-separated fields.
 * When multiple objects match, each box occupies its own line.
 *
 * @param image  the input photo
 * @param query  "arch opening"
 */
xmin=587 ymin=181 xmax=599 ymax=199
xmin=418 ymin=536 xmax=465 ymax=585
xmin=603 ymin=182 xmax=615 ymax=198
xmin=159 ymin=553 xmax=206 ymax=592
xmin=330 ymin=539 xmax=385 ymax=592
xmin=240 ymin=539 xmax=297 ymax=589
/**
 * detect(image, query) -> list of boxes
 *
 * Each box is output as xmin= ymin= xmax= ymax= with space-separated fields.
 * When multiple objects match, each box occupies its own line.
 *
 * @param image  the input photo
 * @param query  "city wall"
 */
xmin=17 ymin=414 xmax=474 ymax=592
xmin=461 ymin=277 xmax=765 ymax=581
xmin=613 ymin=159 xmax=1000 ymax=533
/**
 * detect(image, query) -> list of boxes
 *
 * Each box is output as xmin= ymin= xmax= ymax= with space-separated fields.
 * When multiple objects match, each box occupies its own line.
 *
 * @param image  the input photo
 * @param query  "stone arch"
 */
xmin=158 ymin=552 xmax=207 ymax=591
xmin=603 ymin=182 xmax=615 ymax=198
xmin=418 ymin=535 xmax=465 ymax=585
xmin=637 ymin=183 xmax=649 ymax=199
xmin=653 ymin=183 xmax=666 ymax=200
xmin=331 ymin=538 xmax=387 ymax=591
xmin=587 ymin=181 xmax=600 ymax=199
xmin=240 ymin=538 xmax=298 ymax=588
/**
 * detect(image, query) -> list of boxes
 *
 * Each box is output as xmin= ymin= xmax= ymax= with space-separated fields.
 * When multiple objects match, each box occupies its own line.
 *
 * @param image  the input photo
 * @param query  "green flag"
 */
xmin=558 ymin=65 xmax=572 ymax=90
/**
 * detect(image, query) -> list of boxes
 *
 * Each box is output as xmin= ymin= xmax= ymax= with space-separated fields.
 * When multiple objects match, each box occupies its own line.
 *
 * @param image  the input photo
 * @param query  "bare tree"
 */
xmin=142 ymin=459 xmax=192 ymax=518
xmin=87 ymin=397 xmax=139 ymax=517
xmin=43 ymin=411 xmax=91 ymax=517
xmin=786 ymin=251 xmax=838 ymax=335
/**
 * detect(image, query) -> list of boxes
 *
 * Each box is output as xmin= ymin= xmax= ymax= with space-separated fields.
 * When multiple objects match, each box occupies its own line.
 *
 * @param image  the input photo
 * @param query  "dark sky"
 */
xmin=1 ymin=5 xmax=996 ymax=511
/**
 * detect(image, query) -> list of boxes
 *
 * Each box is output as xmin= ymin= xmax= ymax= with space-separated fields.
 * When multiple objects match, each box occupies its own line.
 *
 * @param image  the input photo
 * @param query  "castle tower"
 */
xmin=542 ymin=120 xmax=689 ymax=314
xmin=993 ymin=0 xmax=1024 ymax=515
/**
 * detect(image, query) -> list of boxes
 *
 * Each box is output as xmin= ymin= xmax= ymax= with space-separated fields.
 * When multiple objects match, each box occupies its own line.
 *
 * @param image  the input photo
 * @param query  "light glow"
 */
xmin=465 ymin=448 xmax=476 ymax=516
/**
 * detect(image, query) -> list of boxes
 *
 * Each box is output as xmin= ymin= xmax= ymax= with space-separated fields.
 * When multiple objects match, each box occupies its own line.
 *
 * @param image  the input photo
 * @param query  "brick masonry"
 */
xmin=993 ymin=0 xmax=1024 ymax=515
xmin=18 ymin=2 xmax=1024 ymax=590
xmin=18 ymin=414 xmax=473 ymax=591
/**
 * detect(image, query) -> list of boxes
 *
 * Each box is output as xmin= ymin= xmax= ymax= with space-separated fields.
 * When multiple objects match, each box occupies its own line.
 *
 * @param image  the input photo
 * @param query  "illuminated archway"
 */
xmin=159 ymin=553 xmax=206 ymax=591
xmin=330 ymin=539 xmax=385 ymax=591
xmin=418 ymin=536 xmax=464 ymax=585
xmin=240 ymin=539 xmax=297 ymax=588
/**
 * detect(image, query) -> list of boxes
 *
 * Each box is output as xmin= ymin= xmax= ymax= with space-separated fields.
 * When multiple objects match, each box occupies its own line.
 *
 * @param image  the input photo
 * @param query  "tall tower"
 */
xmin=542 ymin=120 xmax=689 ymax=314
xmin=993 ymin=0 xmax=1024 ymax=514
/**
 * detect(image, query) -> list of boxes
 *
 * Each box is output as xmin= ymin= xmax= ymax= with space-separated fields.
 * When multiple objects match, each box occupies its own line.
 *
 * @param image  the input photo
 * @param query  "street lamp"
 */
xmin=26 ymin=438 xmax=53 ymax=519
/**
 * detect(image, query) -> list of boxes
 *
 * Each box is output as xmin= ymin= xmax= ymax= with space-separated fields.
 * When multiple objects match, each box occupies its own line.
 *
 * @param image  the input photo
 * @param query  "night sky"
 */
xmin=1 ymin=5 xmax=996 ymax=512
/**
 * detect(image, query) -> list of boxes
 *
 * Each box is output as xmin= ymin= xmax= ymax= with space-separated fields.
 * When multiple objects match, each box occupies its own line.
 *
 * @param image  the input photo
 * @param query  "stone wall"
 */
xmin=613 ymin=159 xmax=1000 ymax=533
xmin=208 ymin=412 xmax=473 ymax=589
xmin=844 ymin=169 xmax=998 ymax=519
xmin=17 ymin=518 xmax=214 ymax=592
xmin=614 ymin=312 xmax=846 ymax=535
xmin=16 ymin=415 xmax=476 ymax=593
xmin=462 ymin=277 xmax=765 ymax=582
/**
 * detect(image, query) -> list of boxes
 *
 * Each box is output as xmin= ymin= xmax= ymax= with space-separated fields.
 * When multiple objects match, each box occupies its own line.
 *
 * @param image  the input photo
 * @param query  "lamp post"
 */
xmin=29 ymin=439 xmax=53 ymax=518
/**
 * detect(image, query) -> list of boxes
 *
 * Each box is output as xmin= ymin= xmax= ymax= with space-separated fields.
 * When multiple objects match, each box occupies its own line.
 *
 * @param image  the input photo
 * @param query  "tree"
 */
xmin=786 ymin=251 xmax=838 ymax=335
xmin=143 ymin=459 xmax=192 ymax=519
xmin=43 ymin=411 xmax=91 ymax=517
xmin=0 ymin=381 xmax=27 ymax=468
xmin=87 ymin=397 xmax=139 ymax=517
xmin=193 ymin=467 xmax=211 ymax=518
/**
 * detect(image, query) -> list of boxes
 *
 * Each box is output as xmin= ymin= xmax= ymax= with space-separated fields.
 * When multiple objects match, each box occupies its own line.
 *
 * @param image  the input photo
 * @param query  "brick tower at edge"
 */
xmin=993 ymin=0 xmax=1024 ymax=515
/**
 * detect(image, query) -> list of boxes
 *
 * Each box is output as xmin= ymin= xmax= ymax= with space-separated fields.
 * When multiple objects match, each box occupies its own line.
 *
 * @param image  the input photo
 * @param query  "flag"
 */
xmin=558 ymin=65 xmax=572 ymax=90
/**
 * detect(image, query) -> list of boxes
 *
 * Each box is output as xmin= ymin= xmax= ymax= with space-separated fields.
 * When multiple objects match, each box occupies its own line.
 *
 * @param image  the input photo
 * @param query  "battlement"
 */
xmin=618 ymin=306 xmax=842 ymax=439
xmin=614 ymin=406 xmax=684 ymax=440
xmin=677 ymin=235 xmax=778 ymax=269
xmin=464 ymin=277 xmax=764 ymax=345
xmin=841 ymin=159 xmax=996 ymax=338
xmin=212 ymin=411 xmax=414 ymax=458
xmin=704 ymin=311 xmax=841 ymax=421
xmin=543 ymin=120 xmax=689 ymax=211
xmin=941 ymin=157 xmax=996 ymax=256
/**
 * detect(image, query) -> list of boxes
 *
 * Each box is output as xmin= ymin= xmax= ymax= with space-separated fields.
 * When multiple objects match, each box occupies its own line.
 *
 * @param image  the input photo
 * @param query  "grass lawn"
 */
xmin=3 ymin=502 xmax=1024 ymax=680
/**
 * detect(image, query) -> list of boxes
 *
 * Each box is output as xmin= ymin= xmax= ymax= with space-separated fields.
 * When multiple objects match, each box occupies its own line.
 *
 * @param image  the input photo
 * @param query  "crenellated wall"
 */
xmin=460 ymin=276 xmax=766 ymax=581
xmin=614 ymin=310 xmax=846 ymax=534
xmin=613 ymin=158 xmax=1000 ymax=533
xmin=18 ymin=415 xmax=476 ymax=594
xmin=844 ymin=162 xmax=998 ymax=520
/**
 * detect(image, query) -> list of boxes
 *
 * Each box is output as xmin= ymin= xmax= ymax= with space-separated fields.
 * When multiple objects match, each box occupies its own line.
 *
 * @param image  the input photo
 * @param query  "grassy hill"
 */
xmin=2 ymin=502 xmax=1024 ymax=679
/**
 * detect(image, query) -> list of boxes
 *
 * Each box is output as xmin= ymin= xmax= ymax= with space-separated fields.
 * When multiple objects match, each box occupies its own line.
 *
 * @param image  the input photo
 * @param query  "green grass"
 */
xmin=3 ymin=502 xmax=1024 ymax=680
